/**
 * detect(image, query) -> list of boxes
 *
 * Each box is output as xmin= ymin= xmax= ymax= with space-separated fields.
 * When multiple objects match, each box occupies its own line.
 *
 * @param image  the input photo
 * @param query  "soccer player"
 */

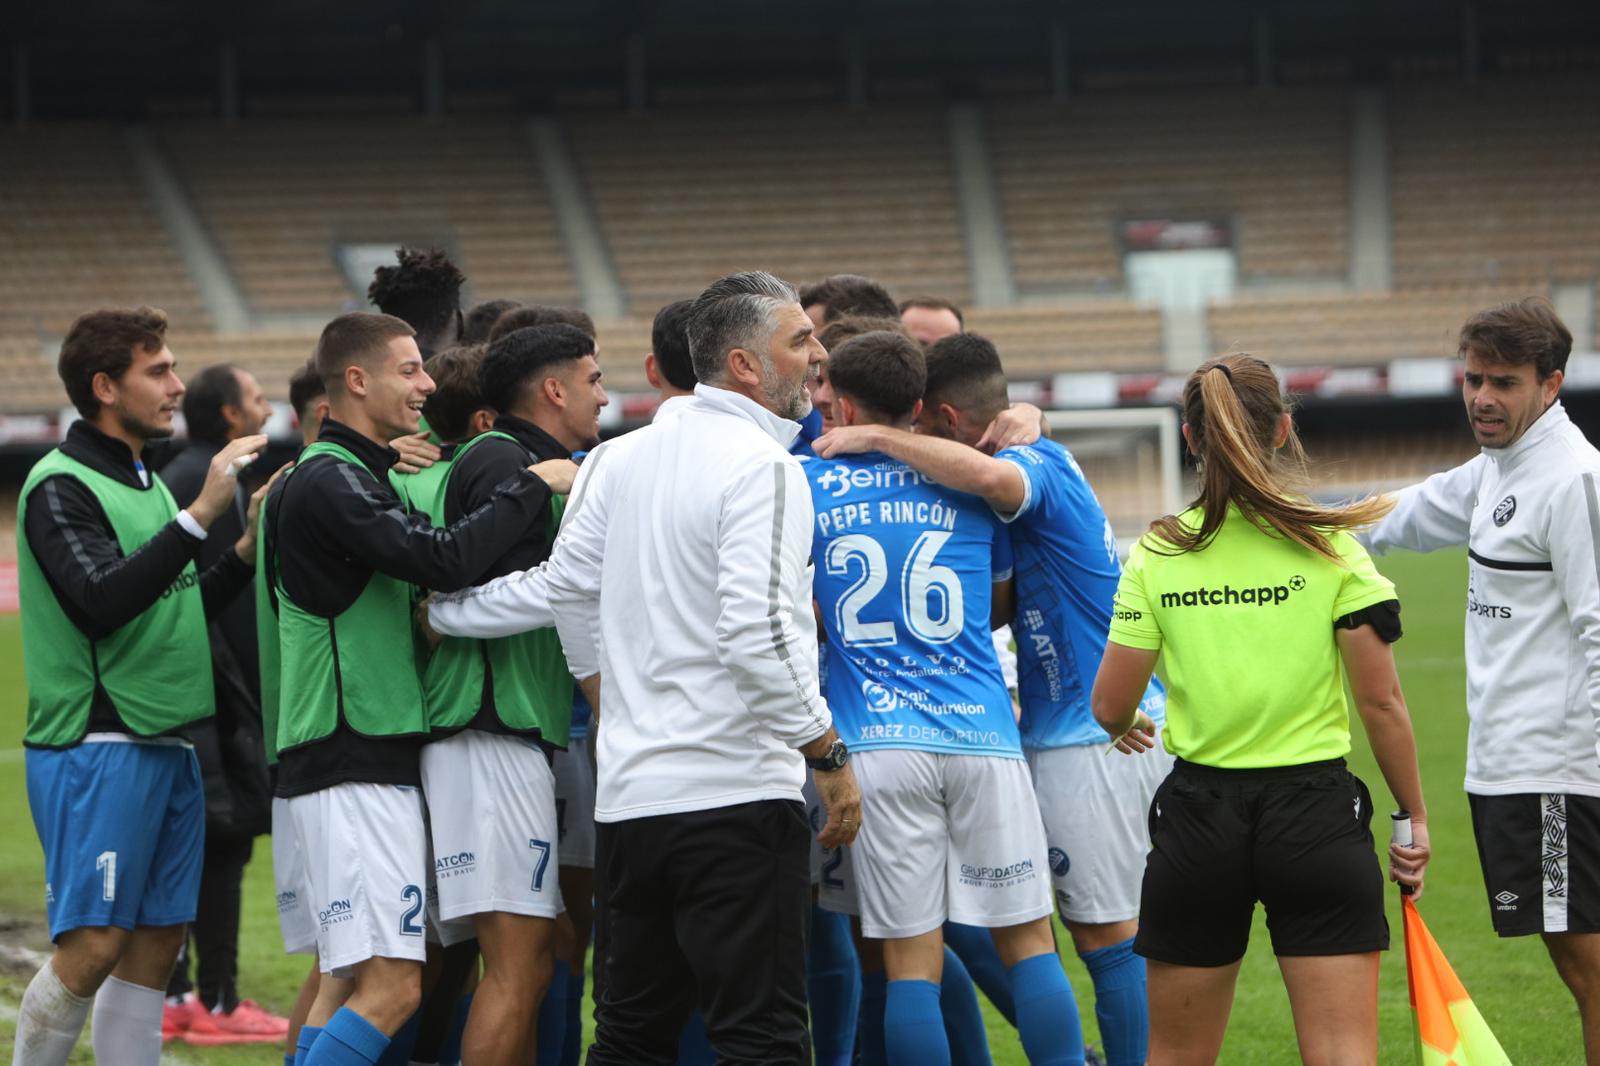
xmin=368 ymin=246 xmax=466 ymax=359
xmin=158 ymin=362 xmax=285 ymax=1045
xmin=488 ymin=305 xmax=598 ymax=345
xmin=898 ymin=297 xmax=964 ymax=347
xmin=806 ymin=330 xmax=1081 ymax=1066
xmin=1363 ymin=298 xmax=1600 ymax=1060
xmin=13 ymin=307 xmax=268 ymax=1066
xmin=800 ymin=273 xmax=902 ymax=330
xmin=815 ymin=332 xmax=1168 ymax=1066
xmin=463 ymin=299 xmax=521 ymax=345
xmin=263 ymin=360 xmax=331 ymax=1066
xmin=1092 ymin=354 xmax=1429 ymax=1066
xmin=419 ymin=323 xmax=600 ymax=1066
xmin=265 ymin=311 xmax=568 ymax=1066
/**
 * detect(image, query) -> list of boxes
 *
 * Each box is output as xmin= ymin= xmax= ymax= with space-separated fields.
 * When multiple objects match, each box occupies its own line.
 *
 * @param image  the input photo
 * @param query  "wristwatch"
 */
xmin=806 ymin=738 xmax=850 ymax=773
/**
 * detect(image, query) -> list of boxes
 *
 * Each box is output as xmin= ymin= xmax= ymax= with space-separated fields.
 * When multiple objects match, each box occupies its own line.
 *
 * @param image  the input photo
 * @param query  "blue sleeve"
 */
xmin=994 ymin=446 xmax=1050 ymax=522
xmin=991 ymin=518 xmax=1014 ymax=581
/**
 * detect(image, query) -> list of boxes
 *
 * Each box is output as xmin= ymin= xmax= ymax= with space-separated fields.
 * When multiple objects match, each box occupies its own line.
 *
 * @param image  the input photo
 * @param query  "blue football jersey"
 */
xmin=804 ymin=451 xmax=1021 ymax=758
xmin=789 ymin=406 xmax=825 ymax=457
xmin=569 ymin=683 xmax=591 ymax=740
xmin=995 ymin=437 xmax=1167 ymax=748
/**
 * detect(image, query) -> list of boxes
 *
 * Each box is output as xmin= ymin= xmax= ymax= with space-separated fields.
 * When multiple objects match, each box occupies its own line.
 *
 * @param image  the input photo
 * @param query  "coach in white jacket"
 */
xmin=437 ymin=271 xmax=861 ymax=1065
xmin=1366 ymin=297 xmax=1600 ymax=1058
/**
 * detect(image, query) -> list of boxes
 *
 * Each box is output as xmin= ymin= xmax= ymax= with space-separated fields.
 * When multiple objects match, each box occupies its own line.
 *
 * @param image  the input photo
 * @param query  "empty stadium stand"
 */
xmin=965 ymin=303 xmax=1165 ymax=375
xmin=1206 ymin=286 xmax=1548 ymax=366
xmin=1389 ymin=75 xmax=1600 ymax=289
xmin=0 ymin=122 xmax=209 ymax=339
xmin=986 ymin=87 xmax=1352 ymax=294
xmin=159 ymin=117 xmax=578 ymax=315
xmin=565 ymin=104 xmax=970 ymax=316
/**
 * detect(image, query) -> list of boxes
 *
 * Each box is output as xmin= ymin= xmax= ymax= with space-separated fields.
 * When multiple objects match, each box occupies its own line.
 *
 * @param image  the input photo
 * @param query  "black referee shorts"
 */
xmin=1134 ymin=758 xmax=1389 ymax=968
xmin=1469 ymin=792 xmax=1600 ymax=937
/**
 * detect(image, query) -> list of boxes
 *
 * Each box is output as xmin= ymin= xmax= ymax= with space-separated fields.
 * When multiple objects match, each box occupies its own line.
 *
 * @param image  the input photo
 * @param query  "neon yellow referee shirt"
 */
xmin=1109 ymin=505 xmax=1396 ymax=769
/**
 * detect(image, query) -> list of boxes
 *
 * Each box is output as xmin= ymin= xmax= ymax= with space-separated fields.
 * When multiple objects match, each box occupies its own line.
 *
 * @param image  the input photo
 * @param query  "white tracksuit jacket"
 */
xmin=429 ymin=385 xmax=832 ymax=822
xmin=1366 ymin=401 xmax=1600 ymax=797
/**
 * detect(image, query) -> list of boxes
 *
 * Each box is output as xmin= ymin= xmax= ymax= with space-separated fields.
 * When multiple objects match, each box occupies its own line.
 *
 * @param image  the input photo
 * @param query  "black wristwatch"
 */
xmin=806 ymin=738 xmax=850 ymax=773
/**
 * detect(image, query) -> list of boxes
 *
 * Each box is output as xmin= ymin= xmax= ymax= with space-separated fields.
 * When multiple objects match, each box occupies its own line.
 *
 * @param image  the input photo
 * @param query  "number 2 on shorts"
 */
xmin=399 ymin=884 xmax=424 ymax=936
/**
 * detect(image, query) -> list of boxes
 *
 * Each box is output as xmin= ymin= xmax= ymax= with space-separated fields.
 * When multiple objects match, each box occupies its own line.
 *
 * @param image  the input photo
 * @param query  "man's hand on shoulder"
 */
xmin=390 ymin=432 xmax=441 ymax=474
xmin=529 ymin=459 xmax=579 ymax=495
xmin=812 ymin=425 xmax=884 ymax=459
xmin=977 ymin=403 xmax=1045 ymax=455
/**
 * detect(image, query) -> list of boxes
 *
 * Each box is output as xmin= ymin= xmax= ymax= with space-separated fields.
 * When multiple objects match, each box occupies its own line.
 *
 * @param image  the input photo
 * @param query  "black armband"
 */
xmin=1334 ymin=599 xmax=1402 ymax=643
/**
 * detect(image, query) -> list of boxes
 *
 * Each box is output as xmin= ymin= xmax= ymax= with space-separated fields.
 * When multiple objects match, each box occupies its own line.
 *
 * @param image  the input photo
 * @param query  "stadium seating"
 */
xmin=565 ymin=104 xmax=970 ymax=316
xmin=0 ymin=123 xmax=209 ymax=339
xmin=1206 ymin=287 xmax=1547 ymax=366
xmin=159 ymin=117 xmax=577 ymax=314
xmin=1306 ymin=428 xmax=1479 ymax=491
xmin=986 ymin=87 xmax=1351 ymax=293
xmin=1388 ymin=75 xmax=1600 ymax=288
xmin=0 ymin=336 xmax=60 ymax=415
xmin=965 ymin=303 xmax=1165 ymax=375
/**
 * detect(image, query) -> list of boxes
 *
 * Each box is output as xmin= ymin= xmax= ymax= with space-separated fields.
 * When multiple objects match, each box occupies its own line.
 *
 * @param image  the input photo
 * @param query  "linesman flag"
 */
xmin=1403 ymin=897 xmax=1510 ymax=1065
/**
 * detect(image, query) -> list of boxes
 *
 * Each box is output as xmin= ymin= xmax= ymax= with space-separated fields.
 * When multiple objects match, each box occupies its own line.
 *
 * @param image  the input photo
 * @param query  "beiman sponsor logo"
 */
xmin=1159 ymin=577 xmax=1305 ymax=609
xmin=814 ymin=463 xmax=934 ymax=498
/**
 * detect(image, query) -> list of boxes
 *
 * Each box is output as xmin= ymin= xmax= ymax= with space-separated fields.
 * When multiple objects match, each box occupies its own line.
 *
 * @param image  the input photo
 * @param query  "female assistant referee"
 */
xmin=1091 ymin=353 xmax=1431 ymax=1066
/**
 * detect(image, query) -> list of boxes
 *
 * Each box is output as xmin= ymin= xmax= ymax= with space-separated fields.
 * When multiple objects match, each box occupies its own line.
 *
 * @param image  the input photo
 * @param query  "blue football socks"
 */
xmin=944 ymin=921 xmax=1017 ymax=1026
xmin=808 ymin=906 xmax=861 ymax=1066
xmin=858 ymin=970 xmax=889 ymax=1066
xmin=885 ymin=979 xmax=951 ymax=1066
xmin=303 ymin=1008 xmax=389 ymax=1066
xmin=940 ymin=947 xmax=994 ymax=1066
xmin=1008 ymin=953 xmax=1083 ymax=1066
xmin=1081 ymin=937 xmax=1147 ymax=1066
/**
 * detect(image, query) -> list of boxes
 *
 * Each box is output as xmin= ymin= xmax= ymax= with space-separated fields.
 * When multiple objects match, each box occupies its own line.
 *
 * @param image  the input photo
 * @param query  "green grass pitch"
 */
xmin=0 ymin=548 xmax=1584 ymax=1062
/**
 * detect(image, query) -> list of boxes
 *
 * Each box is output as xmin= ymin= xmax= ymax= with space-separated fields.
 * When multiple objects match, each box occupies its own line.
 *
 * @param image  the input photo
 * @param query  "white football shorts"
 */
xmin=551 ymin=734 xmax=596 ymax=870
xmin=290 ymin=782 xmax=430 ymax=977
xmin=421 ymin=729 xmax=564 ymax=923
xmin=1026 ymin=732 xmax=1173 ymax=924
xmin=819 ymin=748 xmax=1053 ymax=940
xmin=270 ymin=796 xmax=317 ymax=956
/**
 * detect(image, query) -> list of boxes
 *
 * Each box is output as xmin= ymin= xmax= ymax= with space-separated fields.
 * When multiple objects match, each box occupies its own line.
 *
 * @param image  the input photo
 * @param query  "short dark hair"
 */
xmin=898 ymin=295 xmax=965 ymax=328
xmin=288 ymin=358 xmax=326 ymax=422
xmin=798 ymin=274 xmax=898 ymax=323
xmin=687 ymin=271 xmax=799 ymax=384
xmin=58 ymin=306 xmax=170 ymax=418
xmin=367 ymin=246 xmax=465 ymax=337
xmin=480 ymin=324 xmax=598 ymax=414
xmin=462 ymin=299 xmax=520 ymax=344
xmin=182 ymin=364 xmax=243 ymax=446
xmin=1459 ymin=297 xmax=1573 ymax=380
xmin=650 ymin=299 xmax=697 ymax=392
xmin=827 ymin=331 xmax=927 ymax=422
xmin=488 ymin=305 xmax=597 ymax=344
xmin=314 ymin=312 xmax=416 ymax=395
xmin=923 ymin=332 xmax=1009 ymax=419
xmin=818 ymin=314 xmax=910 ymax=353
xmin=422 ymin=345 xmax=488 ymax=443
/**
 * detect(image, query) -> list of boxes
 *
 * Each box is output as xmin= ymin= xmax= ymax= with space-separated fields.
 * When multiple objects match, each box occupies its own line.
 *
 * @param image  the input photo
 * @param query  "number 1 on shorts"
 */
xmin=96 ymin=851 xmax=116 ymax=902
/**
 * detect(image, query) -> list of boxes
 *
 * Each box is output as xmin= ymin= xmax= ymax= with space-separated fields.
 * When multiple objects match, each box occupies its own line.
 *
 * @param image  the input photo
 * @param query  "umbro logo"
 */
xmin=1494 ymin=890 xmax=1520 ymax=910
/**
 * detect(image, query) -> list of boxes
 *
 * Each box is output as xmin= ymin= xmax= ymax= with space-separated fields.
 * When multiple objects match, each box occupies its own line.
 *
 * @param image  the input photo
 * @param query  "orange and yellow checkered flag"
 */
xmin=1403 ymin=897 xmax=1510 ymax=1065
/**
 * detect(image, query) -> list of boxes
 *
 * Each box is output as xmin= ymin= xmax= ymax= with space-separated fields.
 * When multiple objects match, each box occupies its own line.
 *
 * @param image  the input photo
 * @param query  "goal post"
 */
xmin=1043 ymin=406 xmax=1185 ymax=548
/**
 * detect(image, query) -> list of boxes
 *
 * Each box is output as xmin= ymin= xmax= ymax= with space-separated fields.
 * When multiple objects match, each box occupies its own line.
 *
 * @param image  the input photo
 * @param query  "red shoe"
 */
xmin=179 ymin=998 xmax=262 ymax=1047
xmin=212 ymin=1000 xmax=292 ymax=1039
xmin=161 ymin=998 xmax=190 ymax=1042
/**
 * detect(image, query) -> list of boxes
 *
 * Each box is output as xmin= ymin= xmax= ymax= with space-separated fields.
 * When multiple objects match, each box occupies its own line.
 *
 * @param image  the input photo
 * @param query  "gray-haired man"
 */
xmin=428 ymin=271 xmax=863 ymax=1064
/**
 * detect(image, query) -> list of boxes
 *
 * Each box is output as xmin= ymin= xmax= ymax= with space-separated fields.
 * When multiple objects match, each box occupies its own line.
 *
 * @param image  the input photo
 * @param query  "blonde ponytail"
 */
xmin=1148 ymin=354 xmax=1392 ymax=561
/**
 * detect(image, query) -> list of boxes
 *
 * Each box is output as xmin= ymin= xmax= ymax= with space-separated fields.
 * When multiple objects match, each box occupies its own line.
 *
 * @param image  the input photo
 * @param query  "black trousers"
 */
xmin=587 ymin=799 xmax=812 ymax=1066
xmin=167 ymin=832 xmax=254 ymax=1010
